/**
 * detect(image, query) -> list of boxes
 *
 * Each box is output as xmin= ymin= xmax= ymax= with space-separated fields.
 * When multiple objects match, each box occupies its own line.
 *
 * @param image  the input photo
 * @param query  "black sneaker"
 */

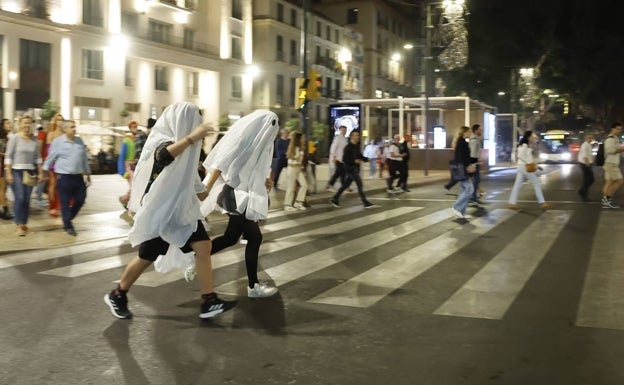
xmin=364 ymin=202 xmax=378 ymax=209
xmin=199 ymin=297 xmax=237 ymax=319
xmin=330 ymin=198 xmax=340 ymax=208
xmin=104 ymin=292 xmax=133 ymax=319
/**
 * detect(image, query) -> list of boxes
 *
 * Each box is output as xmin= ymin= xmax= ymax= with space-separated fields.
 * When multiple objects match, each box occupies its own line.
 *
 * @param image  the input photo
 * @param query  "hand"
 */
xmin=6 ymin=175 xmax=13 ymax=185
xmin=189 ymin=123 xmax=216 ymax=142
xmin=197 ymin=190 xmax=209 ymax=201
xmin=85 ymin=175 xmax=91 ymax=187
xmin=265 ymin=178 xmax=273 ymax=191
xmin=38 ymin=173 xmax=45 ymax=182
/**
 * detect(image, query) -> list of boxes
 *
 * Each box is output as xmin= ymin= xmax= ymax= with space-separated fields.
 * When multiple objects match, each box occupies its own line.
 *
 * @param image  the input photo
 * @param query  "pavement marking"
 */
xmin=576 ymin=210 xmax=624 ymax=330
xmin=38 ymin=252 xmax=136 ymax=277
xmin=0 ymin=238 xmax=129 ymax=269
xmin=213 ymin=208 xmax=450 ymax=295
xmin=308 ymin=209 xmax=517 ymax=308
xmin=134 ymin=207 xmax=419 ymax=287
xmin=433 ymin=210 xmax=571 ymax=319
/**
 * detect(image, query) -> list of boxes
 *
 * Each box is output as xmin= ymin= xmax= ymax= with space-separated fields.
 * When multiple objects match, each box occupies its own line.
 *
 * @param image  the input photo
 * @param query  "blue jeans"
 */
xmin=57 ymin=174 xmax=87 ymax=230
xmin=334 ymin=167 xmax=370 ymax=205
xmin=471 ymin=164 xmax=481 ymax=201
xmin=452 ymin=178 xmax=474 ymax=215
xmin=10 ymin=169 xmax=34 ymax=225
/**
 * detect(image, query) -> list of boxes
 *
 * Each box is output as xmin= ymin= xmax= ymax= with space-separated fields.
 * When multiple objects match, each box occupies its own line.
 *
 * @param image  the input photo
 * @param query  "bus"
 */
xmin=539 ymin=130 xmax=580 ymax=163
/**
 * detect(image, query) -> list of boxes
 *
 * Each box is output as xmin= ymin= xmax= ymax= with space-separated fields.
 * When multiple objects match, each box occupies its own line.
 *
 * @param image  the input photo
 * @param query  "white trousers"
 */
xmin=508 ymin=166 xmax=545 ymax=204
xmin=284 ymin=166 xmax=307 ymax=206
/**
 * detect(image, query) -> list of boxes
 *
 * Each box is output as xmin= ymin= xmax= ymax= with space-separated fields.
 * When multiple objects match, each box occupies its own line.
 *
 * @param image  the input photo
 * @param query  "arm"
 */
xmin=4 ymin=136 xmax=16 ymax=183
xmin=81 ymin=140 xmax=92 ymax=186
xmin=204 ymin=167 xmax=222 ymax=195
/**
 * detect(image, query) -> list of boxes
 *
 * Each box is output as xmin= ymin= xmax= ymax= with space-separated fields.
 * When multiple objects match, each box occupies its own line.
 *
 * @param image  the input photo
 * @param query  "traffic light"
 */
xmin=307 ymin=70 xmax=322 ymax=100
xmin=295 ymin=77 xmax=309 ymax=110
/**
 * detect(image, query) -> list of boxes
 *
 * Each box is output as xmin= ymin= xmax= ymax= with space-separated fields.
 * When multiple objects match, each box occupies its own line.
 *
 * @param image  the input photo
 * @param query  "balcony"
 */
xmin=124 ymin=27 xmax=218 ymax=56
xmin=147 ymin=0 xmax=196 ymax=12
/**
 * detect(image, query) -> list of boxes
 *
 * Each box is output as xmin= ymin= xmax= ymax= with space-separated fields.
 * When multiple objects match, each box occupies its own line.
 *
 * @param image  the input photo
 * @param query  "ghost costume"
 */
xmin=127 ymin=102 xmax=207 ymax=272
xmin=200 ymin=109 xmax=279 ymax=220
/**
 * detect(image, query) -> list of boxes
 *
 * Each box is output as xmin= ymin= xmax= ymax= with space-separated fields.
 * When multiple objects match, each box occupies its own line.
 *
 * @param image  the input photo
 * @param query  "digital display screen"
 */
xmin=328 ymin=104 xmax=361 ymax=138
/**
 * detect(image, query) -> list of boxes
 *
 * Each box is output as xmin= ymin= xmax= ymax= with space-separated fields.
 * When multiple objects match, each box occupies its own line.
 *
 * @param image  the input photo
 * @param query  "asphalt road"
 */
xmin=1 ymin=164 xmax=623 ymax=385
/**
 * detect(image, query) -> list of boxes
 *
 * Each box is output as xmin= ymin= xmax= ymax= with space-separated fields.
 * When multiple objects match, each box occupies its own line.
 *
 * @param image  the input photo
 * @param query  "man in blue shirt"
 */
xmin=43 ymin=120 xmax=91 ymax=236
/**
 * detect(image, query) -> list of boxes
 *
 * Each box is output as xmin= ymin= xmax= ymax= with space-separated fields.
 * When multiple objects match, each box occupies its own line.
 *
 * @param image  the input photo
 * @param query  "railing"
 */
xmin=125 ymin=27 xmax=218 ymax=56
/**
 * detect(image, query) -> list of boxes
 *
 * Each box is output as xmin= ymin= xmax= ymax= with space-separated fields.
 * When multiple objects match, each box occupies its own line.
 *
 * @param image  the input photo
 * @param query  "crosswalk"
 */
xmin=1 ymin=203 xmax=622 ymax=330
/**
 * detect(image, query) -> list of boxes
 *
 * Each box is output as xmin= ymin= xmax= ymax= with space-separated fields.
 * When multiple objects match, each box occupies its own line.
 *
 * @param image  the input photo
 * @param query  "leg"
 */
xmin=283 ymin=166 xmax=297 ymax=207
xmin=452 ymin=179 xmax=474 ymax=215
xmin=241 ymin=219 xmax=262 ymax=288
xmin=211 ymin=214 xmax=245 ymax=254
xmin=294 ymin=169 xmax=308 ymax=203
xmin=118 ymin=256 xmax=153 ymax=291
xmin=10 ymin=170 xmax=26 ymax=226
xmin=69 ymin=176 xmax=87 ymax=220
xmin=192 ymin=239 xmax=215 ymax=294
xmin=525 ymin=171 xmax=546 ymax=204
xmin=352 ymin=172 xmax=369 ymax=204
xmin=508 ymin=169 xmax=526 ymax=205
xmin=56 ymin=175 xmax=73 ymax=230
xmin=471 ymin=164 xmax=481 ymax=201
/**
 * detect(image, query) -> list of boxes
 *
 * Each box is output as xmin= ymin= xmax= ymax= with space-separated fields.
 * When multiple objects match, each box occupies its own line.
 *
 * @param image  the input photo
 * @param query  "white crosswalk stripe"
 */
xmin=3 ymin=204 xmax=618 ymax=329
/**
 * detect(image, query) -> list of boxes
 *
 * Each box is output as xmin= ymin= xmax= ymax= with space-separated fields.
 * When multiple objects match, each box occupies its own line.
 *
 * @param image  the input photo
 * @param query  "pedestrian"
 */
xmin=469 ymin=124 xmax=483 ymax=205
xmin=363 ymin=140 xmax=379 ymax=179
xmin=330 ymin=131 xmax=377 ymax=209
xmin=42 ymin=120 xmax=91 ymax=236
xmin=271 ymin=128 xmax=290 ymax=190
xmin=117 ymin=121 xmax=137 ymax=209
xmin=326 ymin=125 xmax=348 ymax=192
xmin=132 ymin=120 xmax=148 ymax=160
xmin=283 ymin=131 xmax=308 ymax=211
xmin=34 ymin=125 xmax=47 ymax=205
xmin=183 ymin=109 xmax=280 ymax=299
xmin=45 ymin=113 xmax=64 ymax=217
xmin=577 ymin=133 xmax=594 ymax=202
xmin=386 ymin=134 xmax=405 ymax=194
xmin=397 ymin=135 xmax=410 ymax=191
xmin=508 ymin=130 xmax=550 ymax=210
xmin=0 ymin=118 xmax=13 ymax=220
xmin=104 ymin=102 xmax=235 ymax=320
xmin=450 ymin=126 xmax=476 ymax=219
xmin=4 ymin=116 xmax=44 ymax=236
xmin=601 ymin=122 xmax=624 ymax=208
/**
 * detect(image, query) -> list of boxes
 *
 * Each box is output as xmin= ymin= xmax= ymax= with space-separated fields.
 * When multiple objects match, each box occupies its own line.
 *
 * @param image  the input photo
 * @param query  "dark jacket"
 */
xmin=342 ymin=141 xmax=367 ymax=173
xmin=400 ymin=141 xmax=410 ymax=162
xmin=454 ymin=138 xmax=471 ymax=171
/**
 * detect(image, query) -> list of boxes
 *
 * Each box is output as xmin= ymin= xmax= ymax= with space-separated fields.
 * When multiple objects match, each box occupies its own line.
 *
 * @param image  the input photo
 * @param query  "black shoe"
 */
xmin=330 ymin=198 xmax=340 ymax=207
xmin=65 ymin=228 xmax=77 ymax=236
xmin=200 ymin=296 xmax=237 ymax=319
xmin=104 ymin=292 xmax=133 ymax=319
xmin=364 ymin=202 xmax=378 ymax=209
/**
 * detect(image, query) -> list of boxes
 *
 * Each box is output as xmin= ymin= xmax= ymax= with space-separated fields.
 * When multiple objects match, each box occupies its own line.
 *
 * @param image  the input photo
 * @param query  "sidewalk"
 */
xmin=0 ymin=163 xmax=467 ymax=253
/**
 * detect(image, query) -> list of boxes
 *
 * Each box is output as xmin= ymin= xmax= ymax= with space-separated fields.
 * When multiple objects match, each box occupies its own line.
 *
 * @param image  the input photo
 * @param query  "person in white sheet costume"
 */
xmin=183 ymin=109 xmax=280 ymax=298
xmin=104 ymin=102 xmax=236 ymax=320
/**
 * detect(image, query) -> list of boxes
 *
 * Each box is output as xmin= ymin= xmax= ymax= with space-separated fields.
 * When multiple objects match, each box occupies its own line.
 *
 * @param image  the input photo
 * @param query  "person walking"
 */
xmin=386 ymin=135 xmax=405 ymax=194
xmin=104 ymin=102 xmax=235 ymax=320
xmin=601 ymin=122 xmax=624 ymax=208
xmin=182 ymin=110 xmax=280 ymax=299
xmin=0 ymin=119 xmax=13 ymax=220
xmin=330 ymin=131 xmax=377 ymax=209
xmin=469 ymin=124 xmax=483 ymax=205
xmin=450 ymin=126 xmax=476 ymax=219
xmin=577 ymin=134 xmax=594 ymax=202
xmin=271 ymin=128 xmax=290 ymax=190
xmin=42 ymin=120 xmax=91 ymax=236
xmin=397 ymin=136 xmax=410 ymax=191
xmin=326 ymin=125 xmax=348 ymax=192
xmin=283 ymin=131 xmax=308 ymax=211
xmin=45 ymin=113 xmax=64 ymax=217
xmin=363 ymin=140 xmax=379 ymax=179
xmin=508 ymin=130 xmax=550 ymax=210
xmin=4 ymin=116 xmax=44 ymax=236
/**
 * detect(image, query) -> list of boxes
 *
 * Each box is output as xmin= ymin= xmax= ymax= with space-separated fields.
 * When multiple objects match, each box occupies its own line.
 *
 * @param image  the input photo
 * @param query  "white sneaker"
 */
xmin=451 ymin=208 xmax=464 ymax=219
xmin=247 ymin=282 xmax=278 ymax=298
xmin=284 ymin=205 xmax=297 ymax=212
xmin=293 ymin=202 xmax=307 ymax=210
xmin=326 ymin=186 xmax=336 ymax=192
xmin=463 ymin=214 xmax=473 ymax=219
xmin=394 ymin=187 xmax=404 ymax=194
xmin=183 ymin=263 xmax=196 ymax=283
xmin=239 ymin=238 xmax=248 ymax=245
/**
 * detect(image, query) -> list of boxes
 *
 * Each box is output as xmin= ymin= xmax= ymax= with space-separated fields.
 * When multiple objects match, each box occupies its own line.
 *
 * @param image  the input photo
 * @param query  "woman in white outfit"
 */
xmin=508 ymin=130 xmax=550 ymax=210
xmin=284 ymin=131 xmax=308 ymax=211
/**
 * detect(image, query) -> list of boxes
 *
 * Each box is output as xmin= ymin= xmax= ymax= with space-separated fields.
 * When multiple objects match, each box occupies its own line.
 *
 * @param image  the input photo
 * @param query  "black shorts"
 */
xmin=138 ymin=220 xmax=210 ymax=262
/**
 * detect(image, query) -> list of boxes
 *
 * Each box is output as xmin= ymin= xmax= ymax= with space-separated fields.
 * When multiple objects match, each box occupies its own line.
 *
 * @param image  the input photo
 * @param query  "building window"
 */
xmin=277 ymin=3 xmax=284 ymax=22
xmin=276 ymin=35 xmax=284 ymax=61
xmin=316 ymin=21 xmax=321 ymax=37
xmin=347 ymin=8 xmax=358 ymax=24
xmin=324 ymin=76 xmax=331 ymax=98
xmin=289 ymin=40 xmax=297 ymax=65
xmin=184 ymin=28 xmax=194 ymax=50
xmin=148 ymin=19 xmax=172 ymax=44
xmin=335 ymin=29 xmax=340 ymax=44
xmin=276 ymin=74 xmax=284 ymax=104
xmin=326 ymin=25 xmax=331 ymax=40
xmin=290 ymin=8 xmax=297 ymax=27
xmin=315 ymin=45 xmax=321 ymax=63
xmin=232 ymin=36 xmax=242 ymax=60
xmin=232 ymin=0 xmax=242 ymax=20
xmin=289 ymin=77 xmax=296 ymax=107
xmin=124 ymin=60 xmax=133 ymax=87
xmin=188 ymin=72 xmax=199 ymax=96
xmin=155 ymin=66 xmax=168 ymax=91
xmin=81 ymin=49 xmax=103 ymax=80
xmin=20 ymin=39 xmax=50 ymax=71
xmin=231 ymin=76 xmax=242 ymax=99
xmin=121 ymin=11 xmax=138 ymax=34
xmin=83 ymin=0 xmax=103 ymax=27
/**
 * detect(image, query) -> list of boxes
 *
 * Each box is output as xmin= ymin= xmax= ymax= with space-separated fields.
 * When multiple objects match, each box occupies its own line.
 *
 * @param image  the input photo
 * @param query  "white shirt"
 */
xmin=329 ymin=134 xmax=347 ymax=163
xmin=388 ymin=143 xmax=402 ymax=161
xmin=604 ymin=135 xmax=621 ymax=165
xmin=578 ymin=141 xmax=593 ymax=165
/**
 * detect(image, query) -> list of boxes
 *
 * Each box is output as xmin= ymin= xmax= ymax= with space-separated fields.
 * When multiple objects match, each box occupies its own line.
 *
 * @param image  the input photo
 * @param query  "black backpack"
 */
xmin=595 ymin=136 xmax=612 ymax=166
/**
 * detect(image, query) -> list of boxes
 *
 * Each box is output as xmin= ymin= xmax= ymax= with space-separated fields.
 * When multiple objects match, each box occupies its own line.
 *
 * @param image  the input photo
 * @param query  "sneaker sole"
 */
xmin=199 ymin=309 xmax=225 ymax=318
xmin=103 ymin=294 xmax=132 ymax=319
xmin=248 ymin=289 xmax=279 ymax=298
